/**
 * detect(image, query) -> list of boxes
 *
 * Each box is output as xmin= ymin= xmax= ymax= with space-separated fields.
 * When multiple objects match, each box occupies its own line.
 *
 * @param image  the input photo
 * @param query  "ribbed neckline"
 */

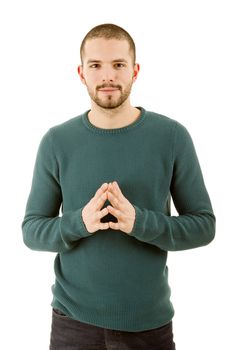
xmin=82 ymin=106 xmax=146 ymax=134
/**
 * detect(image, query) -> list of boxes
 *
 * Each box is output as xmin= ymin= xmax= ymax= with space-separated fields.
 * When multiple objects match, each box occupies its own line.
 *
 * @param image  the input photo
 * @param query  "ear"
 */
xmin=77 ymin=65 xmax=86 ymax=85
xmin=132 ymin=63 xmax=140 ymax=82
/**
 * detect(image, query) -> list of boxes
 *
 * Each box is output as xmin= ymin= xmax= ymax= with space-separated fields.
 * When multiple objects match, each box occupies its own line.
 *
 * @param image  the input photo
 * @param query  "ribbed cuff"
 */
xmin=60 ymin=207 xmax=92 ymax=243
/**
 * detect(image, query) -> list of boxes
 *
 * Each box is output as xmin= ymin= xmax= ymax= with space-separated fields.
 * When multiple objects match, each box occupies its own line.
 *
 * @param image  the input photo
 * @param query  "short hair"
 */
xmin=80 ymin=23 xmax=136 ymax=65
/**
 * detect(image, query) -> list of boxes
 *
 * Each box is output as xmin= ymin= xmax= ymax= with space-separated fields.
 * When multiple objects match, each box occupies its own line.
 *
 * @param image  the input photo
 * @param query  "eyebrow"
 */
xmin=87 ymin=59 xmax=128 ymax=64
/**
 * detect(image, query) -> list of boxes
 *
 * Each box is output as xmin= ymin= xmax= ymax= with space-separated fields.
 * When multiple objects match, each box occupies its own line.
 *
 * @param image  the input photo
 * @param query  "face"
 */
xmin=78 ymin=38 xmax=139 ymax=109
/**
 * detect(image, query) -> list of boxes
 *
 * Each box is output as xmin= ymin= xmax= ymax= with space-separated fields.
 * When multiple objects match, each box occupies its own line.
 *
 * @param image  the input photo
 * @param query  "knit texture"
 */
xmin=22 ymin=107 xmax=215 ymax=331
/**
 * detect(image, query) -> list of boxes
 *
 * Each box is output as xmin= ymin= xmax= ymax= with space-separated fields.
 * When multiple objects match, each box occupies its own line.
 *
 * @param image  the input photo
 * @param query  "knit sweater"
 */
xmin=22 ymin=106 xmax=215 ymax=331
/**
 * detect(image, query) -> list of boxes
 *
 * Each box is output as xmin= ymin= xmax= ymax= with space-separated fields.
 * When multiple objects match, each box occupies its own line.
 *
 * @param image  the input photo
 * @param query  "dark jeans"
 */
xmin=49 ymin=308 xmax=176 ymax=350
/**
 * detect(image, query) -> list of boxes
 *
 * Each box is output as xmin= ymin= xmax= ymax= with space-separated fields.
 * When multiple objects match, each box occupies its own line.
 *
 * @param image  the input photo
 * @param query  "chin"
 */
xmin=95 ymin=99 xmax=123 ymax=110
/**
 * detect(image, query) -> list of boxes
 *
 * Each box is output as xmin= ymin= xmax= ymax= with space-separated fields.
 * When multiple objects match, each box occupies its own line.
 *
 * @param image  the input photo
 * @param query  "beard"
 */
xmin=86 ymin=80 xmax=134 ymax=109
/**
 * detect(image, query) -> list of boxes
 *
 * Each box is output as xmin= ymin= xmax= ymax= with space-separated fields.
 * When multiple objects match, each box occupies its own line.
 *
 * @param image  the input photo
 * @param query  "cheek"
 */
xmin=122 ymin=70 xmax=134 ymax=81
xmin=83 ymin=74 xmax=97 ymax=87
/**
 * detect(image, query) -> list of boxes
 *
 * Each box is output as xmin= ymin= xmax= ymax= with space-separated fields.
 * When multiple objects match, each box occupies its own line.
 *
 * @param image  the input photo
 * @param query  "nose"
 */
xmin=101 ymin=66 xmax=115 ymax=82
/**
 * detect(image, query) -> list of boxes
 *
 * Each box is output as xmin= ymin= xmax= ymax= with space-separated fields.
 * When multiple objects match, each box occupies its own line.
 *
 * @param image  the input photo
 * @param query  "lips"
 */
xmin=98 ymin=88 xmax=119 ymax=92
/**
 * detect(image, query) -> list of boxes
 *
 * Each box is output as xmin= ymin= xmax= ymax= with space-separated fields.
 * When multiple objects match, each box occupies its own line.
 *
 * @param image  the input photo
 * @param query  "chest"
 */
xmin=59 ymin=135 xmax=173 ymax=210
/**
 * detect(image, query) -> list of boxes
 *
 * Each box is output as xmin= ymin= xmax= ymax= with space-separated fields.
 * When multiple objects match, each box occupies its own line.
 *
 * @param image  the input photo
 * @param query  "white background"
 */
xmin=1 ymin=0 xmax=232 ymax=349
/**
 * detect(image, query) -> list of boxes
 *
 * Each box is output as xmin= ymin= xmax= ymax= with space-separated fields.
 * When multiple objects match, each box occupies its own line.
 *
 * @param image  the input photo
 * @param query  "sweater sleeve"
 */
xmin=22 ymin=129 xmax=92 ymax=253
xmin=130 ymin=122 xmax=216 ymax=251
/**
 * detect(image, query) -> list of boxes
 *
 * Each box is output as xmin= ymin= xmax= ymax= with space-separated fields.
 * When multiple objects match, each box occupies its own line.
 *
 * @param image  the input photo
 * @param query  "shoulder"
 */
xmin=36 ymin=112 xmax=87 ymax=154
xmin=143 ymin=108 xmax=186 ymax=136
xmin=145 ymin=108 xmax=190 ymax=132
xmin=143 ymin=108 xmax=195 ymax=154
xmin=41 ymin=112 xmax=88 ymax=147
xmin=50 ymin=113 xmax=84 ymax=136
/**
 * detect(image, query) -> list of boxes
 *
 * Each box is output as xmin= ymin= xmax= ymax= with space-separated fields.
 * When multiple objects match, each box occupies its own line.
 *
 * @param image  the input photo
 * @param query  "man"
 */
xmin=22 ymin=23 xmax=215 ymax=349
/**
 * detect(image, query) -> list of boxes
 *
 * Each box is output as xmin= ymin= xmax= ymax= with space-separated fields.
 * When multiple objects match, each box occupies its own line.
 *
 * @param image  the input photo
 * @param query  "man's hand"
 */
xmin=106 ymin=181 xmax=136 ymax=234
xmin=82 ymin=181 xmax=136 ymax=235
xmin=81 ymin=183 xmax=110 ymax=233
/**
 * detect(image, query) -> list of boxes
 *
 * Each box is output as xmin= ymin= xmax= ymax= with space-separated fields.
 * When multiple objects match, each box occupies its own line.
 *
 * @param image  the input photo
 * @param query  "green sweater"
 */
xmin=22 ymin=106 xmax=215 ymax=331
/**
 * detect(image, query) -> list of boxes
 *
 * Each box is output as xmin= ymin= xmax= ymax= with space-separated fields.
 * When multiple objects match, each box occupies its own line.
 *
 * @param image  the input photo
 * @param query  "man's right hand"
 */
xmin=81 ymin=183 xmax=110 ymax=233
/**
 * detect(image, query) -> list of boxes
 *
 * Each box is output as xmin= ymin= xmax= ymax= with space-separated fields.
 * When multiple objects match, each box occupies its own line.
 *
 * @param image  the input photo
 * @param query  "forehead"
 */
xmin=83 ymin=38 xmax=131 ymax=62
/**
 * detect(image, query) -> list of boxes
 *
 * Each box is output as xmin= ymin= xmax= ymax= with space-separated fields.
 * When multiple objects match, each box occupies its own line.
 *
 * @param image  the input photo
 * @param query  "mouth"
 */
xmin=98 ymin=88 xmax=119 ymax=92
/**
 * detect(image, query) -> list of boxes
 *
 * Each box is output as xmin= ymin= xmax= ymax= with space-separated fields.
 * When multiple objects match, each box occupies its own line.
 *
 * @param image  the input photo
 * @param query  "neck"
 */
xmin=88 ymin=101 xmax=141 ymax=129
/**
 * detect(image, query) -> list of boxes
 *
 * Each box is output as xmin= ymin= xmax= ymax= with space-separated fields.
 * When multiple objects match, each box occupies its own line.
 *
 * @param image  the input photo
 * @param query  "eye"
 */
xmin=90 ymin=64 xmax=100 ymax=68
xmin=114 ymin=63 xmax=126 ymax=68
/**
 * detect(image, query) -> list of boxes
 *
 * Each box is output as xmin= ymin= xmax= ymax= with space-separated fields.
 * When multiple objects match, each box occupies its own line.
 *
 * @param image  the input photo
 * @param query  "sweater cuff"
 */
xmin=130 ymin=205 xmax=145 ymax=239
xmin=60 ymin=207 xmax=92 ymax=243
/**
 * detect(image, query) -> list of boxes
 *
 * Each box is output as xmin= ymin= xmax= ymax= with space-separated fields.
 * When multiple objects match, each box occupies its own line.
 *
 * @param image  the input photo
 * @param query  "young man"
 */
xmin=22 ymin=23 xmax=215 ymax=350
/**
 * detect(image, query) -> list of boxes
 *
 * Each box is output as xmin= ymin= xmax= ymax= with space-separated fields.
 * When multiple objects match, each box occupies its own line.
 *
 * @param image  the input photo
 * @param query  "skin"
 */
xmin=78 ymin=38 xmax=139 ymax=234
xmin=81 ymin=182 xmax=136 ymax=234
xmin=77 ymin=38 xmax=140 ymax=129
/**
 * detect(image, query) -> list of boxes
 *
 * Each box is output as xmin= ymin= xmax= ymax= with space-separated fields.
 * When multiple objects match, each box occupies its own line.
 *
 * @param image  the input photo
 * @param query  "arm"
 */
xmin=22 ymin=129 xmax=91 ymax=253
xmin=130 ymin=122 xmax=216 ymax=251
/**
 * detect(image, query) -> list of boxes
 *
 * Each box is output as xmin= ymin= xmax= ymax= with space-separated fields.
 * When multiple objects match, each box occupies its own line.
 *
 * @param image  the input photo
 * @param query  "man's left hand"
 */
xmin=106 ymin=181 xmax=136 ymax=235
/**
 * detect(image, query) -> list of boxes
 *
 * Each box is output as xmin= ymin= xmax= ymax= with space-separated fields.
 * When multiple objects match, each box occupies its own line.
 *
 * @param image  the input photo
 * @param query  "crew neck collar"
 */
xmin=82 ymin=107 xmax=146 ymax=134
